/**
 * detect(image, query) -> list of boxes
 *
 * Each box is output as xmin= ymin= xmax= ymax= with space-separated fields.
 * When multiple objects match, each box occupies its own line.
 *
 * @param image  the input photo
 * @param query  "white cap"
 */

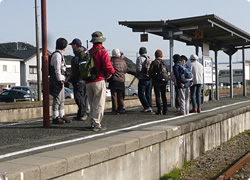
xmin=112 ymin=48 xmax=121 ymax=57
xmin=190 ymin=54 xmax=199 ymax=61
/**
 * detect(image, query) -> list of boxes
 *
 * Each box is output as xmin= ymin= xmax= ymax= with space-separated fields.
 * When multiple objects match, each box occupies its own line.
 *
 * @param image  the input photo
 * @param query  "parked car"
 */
xmin=65 ymin=87 xmax=74 ymax=99
xmin=0 ymin=89 xmax=32 ymax=102
xmin=125 ymin=86 xmax=138 ymax=96
xmin=10 ymin=86 xmax=38 ymax=101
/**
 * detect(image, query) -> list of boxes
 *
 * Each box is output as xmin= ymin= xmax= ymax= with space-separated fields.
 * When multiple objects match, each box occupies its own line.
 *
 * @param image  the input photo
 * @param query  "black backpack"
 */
xmin=155 ymin=60 xmax=169 ymax=82
xmin=48 ymin=50 xmax=62 ymax=76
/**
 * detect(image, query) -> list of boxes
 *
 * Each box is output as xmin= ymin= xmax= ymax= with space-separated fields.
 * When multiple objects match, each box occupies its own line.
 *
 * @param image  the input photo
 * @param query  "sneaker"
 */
xmin=91 ymin=121 xmax=106 ymax=132
xmin=52 ymin=117 xmax=65 ymax=124
xmin=119 ymin=108 xmax=126 ymax=114
xmin=179 ymin=112 xmax=186 ymax=116
xmin=162 ymin=111 xmax=167 ymax=115
xmin=92 ymin=125 xmax=106 ymax=132
xmin=73 ymin=115 xmax=88 ymax=121
xmin=141 ymin=107 xmax=153 ymax=113
xmin=155 ymin=111 xmax=162 ymax=115
xmin=61 ymin=115 xmax=71 ymax=123
xmin=112 ymin=111 xmax=120 ymax=115
xmin=197 ymin=108 xmax=201 ymax=113
xmin=189 ymin=108 xmax=197 ymax=113
xmin=81 ymin=115 xmax=88 ymax=120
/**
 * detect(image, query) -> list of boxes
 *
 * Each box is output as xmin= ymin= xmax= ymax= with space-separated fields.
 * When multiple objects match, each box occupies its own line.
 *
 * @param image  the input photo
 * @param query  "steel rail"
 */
xmin=216 ymin=151 xmax=250 ymax=180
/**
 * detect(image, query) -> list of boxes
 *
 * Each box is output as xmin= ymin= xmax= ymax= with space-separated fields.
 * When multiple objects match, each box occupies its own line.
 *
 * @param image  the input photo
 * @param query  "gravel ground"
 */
xmin=166 ymin=130 xmax=250 ymax=180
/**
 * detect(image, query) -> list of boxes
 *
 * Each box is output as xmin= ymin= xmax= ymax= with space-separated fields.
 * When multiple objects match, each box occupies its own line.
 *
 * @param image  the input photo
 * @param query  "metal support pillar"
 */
xmin=195 ymin=45 xmax=199 ymax=55
xmin=229 ymin=54 xmax=233 ymax=98
xmin=242 ymin=47 xmax=246 ymax=96
xmin=215 ymin=50 xmax=219 ymax=100
xmin=169 ymin=36 xmax=175 ymax=107
xmin=41 ymin=0 xmax=50 ymax=127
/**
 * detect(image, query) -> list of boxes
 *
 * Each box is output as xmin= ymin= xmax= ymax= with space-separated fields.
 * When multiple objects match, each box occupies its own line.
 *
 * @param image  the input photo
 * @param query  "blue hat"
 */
xmin=69 ymin=38 xmax=82 ymax=47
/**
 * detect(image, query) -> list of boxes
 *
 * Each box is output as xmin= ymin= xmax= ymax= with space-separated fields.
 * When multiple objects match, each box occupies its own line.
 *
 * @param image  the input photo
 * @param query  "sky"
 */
xmin=0 ymin=0 xmax=250 ymax=62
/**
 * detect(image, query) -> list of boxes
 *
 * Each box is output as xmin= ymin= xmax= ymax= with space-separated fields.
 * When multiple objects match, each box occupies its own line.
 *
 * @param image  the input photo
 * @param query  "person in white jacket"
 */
xmin=189 ymin=54 xmax=203 ymax=113
xmin=50 ymin=38 xmax=70 ymax=124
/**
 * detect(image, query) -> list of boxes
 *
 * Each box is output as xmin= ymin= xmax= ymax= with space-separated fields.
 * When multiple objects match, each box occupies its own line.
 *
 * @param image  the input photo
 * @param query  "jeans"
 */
xmin=190 ymin=84 xmax=202 ymax=109
xmin=138 ymin=79 xmax=152 ymax=109
xmin=154 ymin=85 xmax=167 ymax=113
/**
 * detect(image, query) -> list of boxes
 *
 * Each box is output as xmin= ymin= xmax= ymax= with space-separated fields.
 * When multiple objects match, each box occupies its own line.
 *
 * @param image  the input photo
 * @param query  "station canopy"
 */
xmin=119 ymin=14 xmax=250 ymax=53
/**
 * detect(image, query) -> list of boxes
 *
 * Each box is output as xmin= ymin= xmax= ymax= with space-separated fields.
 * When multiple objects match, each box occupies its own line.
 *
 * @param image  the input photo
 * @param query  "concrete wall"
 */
xmin=0 ymin=98 xmax=141 ymax=123
xmin=1 ymin=106 xmax=250 ymax=180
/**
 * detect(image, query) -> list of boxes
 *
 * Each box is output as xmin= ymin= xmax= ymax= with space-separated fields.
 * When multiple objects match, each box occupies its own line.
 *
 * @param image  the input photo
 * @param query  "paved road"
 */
xmin=0 ymin=95 xmax=250 ymax=162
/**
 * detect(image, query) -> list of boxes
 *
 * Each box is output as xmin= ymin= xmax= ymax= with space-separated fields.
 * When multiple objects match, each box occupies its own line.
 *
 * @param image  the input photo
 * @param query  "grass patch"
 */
xmin=160 ymin=162 xmax=192 ymax=180
xmin=160 ymin=168 xmax=181 ymax=180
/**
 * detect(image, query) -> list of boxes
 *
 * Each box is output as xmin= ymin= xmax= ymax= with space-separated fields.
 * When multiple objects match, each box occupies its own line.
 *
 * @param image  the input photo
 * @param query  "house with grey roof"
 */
xmin=12 ymin=49 xmax=43 ymax=86
xmin=0 ymin=52 xmax=23 ymax=91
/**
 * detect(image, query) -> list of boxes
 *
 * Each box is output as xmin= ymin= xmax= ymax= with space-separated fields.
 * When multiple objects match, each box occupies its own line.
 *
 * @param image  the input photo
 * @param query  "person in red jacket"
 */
xmin=85 ymin=31 xmax=115 ymax=131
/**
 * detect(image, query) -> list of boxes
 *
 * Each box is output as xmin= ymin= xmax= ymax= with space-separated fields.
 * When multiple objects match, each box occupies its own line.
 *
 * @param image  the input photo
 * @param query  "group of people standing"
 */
xmin=136 ymin=47 xmax=168 ymax=115
xmin=172 ymin=54 xmax=204 ymax=115
xmin=49 ymin=30 xmax=204 ymax=132
xmin=49 ymin=31 xmax=114 ymax=131
xmin=135 ymin=47 xmax=204 ymax=116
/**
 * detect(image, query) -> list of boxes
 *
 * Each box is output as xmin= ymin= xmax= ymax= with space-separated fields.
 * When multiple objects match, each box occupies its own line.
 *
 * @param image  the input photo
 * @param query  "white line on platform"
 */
xmin=0 ymin=100 xmax=250 ymax=160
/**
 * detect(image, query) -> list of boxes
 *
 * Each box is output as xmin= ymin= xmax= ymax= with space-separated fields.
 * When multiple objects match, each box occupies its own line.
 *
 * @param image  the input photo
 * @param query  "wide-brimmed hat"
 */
xmin=90 ymin=31 xmax=106 ymax=43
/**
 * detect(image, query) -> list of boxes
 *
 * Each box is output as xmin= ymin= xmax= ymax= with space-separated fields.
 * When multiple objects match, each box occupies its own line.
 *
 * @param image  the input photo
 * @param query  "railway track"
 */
xmin=216 ymin=151 xmax=250 ymax=180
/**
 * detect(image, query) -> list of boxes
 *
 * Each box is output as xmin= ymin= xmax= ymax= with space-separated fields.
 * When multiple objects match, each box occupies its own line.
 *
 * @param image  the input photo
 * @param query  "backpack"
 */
xmin=180 ymin=65 xmax=193 ymax=82
xmin=142 ymin=55 xmax=151 ymax=78
xmin=79 ymin=47 xmax=102 ymax=81
xmin=155 ymin=60 xmax=169 ymax=82
xmin=48 ymin=50 xmax=62 ymax=76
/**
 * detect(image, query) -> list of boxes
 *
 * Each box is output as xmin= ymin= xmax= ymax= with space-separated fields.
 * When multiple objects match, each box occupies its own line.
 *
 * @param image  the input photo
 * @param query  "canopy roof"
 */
xmin=119 ymin=14 xmax=250 ymax=53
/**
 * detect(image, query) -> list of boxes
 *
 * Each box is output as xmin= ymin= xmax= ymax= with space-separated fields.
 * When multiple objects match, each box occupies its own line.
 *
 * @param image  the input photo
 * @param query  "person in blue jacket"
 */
xmin=173 ymin=54 xmax=190 ymax=115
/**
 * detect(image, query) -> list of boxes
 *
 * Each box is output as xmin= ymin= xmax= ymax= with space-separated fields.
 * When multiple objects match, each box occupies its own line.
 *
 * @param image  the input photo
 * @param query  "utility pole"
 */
xmin=41 ymin=0 xmax=50 ymax=127
xmin=35 ymin=0 xmax=41 ymax=101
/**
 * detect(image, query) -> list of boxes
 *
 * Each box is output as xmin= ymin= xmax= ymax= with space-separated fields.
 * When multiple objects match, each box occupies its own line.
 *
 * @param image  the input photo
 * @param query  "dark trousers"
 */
xmin=111 ymin=89 xmax=125 ymax=112
xmin=138 ymin=79 xmax=152 ymax=109
xmin=190 ymin=84 xmax=202 ymax=109
xmin=73 ymin=81 xmax=89 ymax=117
xmin=175 ymin=85 xmax=180 ymax=108
xmin=154 ymin=85 xmax=167 ymax=113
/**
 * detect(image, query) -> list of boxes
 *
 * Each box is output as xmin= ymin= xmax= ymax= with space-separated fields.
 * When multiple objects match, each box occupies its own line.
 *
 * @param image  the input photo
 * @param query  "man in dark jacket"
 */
xmin=149 ymin=49 xmax=168 ymax=115
xmin=69 ymin=38 xmax=89 ymax=121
